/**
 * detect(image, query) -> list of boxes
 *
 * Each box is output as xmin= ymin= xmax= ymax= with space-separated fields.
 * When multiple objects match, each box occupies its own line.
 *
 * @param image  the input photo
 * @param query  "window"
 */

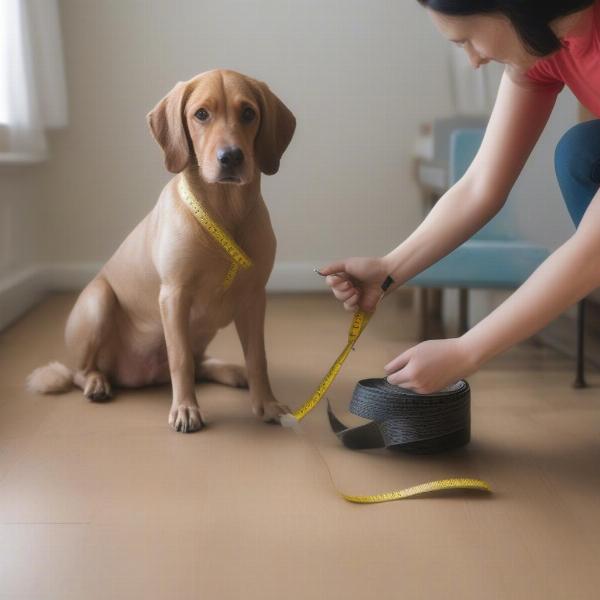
xmin=0 ymin=10 xmax=8 ymax=125
xmin=0 ymin=0 xmax=67 ymax=162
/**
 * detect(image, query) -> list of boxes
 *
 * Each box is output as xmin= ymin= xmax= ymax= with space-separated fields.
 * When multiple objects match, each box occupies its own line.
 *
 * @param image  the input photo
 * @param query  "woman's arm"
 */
xmin=320 ymin=70 xmax=559 ymax=312
xmin=385 ymin=187 xmax=600 ymax=394
xmin=464 ymin=187 xmax=600 ymax=367
xmin=383 ymin=70 xmax=558 ymax=283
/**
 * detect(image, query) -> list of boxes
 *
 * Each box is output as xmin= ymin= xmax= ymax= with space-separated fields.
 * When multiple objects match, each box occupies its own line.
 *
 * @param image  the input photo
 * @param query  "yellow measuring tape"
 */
xmin=292 ymin=310 xmax=372 ymax=420
xmin=178 ymin=176 xmax=252 ymax=289
xmin=285 ymin=304 xmax=491 ymax=503
xmin=178 ymin=178 xmax=490 ymax=502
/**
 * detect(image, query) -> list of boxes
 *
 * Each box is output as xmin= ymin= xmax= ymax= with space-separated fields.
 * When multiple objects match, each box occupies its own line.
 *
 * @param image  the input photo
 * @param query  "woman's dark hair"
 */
xmin=417 ymin=0 xmax=594 ymax=56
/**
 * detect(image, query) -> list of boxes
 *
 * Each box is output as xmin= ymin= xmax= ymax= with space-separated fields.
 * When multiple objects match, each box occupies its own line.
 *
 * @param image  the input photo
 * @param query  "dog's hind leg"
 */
xmin=65 ymin=276 xmax=117 ymax=402
xmin=196 ymin=356 xmax=248 ymax=389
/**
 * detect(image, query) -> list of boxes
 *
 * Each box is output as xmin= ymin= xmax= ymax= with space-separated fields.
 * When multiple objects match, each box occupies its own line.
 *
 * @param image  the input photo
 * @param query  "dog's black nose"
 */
xmin=217 ymin=146 xmax=244 ymax=168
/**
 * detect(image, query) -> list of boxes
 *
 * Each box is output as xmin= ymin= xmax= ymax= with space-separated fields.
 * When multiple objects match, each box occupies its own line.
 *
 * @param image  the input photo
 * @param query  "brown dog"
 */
xmin=27 ymin=69 xmax=296 ymax=432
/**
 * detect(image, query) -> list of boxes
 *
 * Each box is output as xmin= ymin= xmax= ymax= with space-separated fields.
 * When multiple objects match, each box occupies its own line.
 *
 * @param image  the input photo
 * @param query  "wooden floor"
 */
xmin=1 ymin=292 xmax=600 ymax=599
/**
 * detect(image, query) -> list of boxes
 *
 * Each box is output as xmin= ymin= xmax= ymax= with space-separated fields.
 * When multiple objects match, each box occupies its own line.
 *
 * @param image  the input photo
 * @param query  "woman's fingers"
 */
xmin=317 ymin=262 xmax=347 ymax=277
xmin=326 ymin=274 xmax=350 ymax=289
xmin=384 ymin=352 xmax=420 ymax=391
xmin=334 ymin=287 xmax=358 ymax=302
xmin=384 ymin=351 xmax=410 ymax=376
xmin=324 ymin=274 xmax=359 ymax=303
xmin=319 ymin=262 xmax=364 ymax=308
xmin=386 ymin=370 xmax=411 ymax=387
xmin=386 ymin=362 xmax=417 ymax=389
xmin=343 ymin=293 xmax=359 ymax=311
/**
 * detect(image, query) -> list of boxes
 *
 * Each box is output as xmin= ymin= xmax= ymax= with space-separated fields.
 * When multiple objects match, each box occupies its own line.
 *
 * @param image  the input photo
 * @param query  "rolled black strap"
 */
xmin=327 ymin=378 xmax=471 ymax=454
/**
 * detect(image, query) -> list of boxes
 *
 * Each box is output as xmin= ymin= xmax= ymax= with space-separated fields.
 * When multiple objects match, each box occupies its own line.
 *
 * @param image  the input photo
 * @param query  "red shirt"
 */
xmin=526 ymin=1 xmax=600 ymax=116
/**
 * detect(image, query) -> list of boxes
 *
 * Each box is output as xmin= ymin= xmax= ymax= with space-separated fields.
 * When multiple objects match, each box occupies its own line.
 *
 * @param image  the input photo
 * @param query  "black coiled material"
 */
xmin=327 ymin=378 xmax=471 ymax=454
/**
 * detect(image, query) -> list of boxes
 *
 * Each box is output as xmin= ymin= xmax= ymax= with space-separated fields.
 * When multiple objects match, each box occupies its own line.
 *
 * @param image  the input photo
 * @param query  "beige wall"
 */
xmin=0 ymin=169 xmax=41 ymax=277
xmin=0 ymin=168 xmax=45 ymax=329
xmin=2 ymin=0 xmax=583 ymax=330
xmin=36 ymin=0 xmax=453 ymax=272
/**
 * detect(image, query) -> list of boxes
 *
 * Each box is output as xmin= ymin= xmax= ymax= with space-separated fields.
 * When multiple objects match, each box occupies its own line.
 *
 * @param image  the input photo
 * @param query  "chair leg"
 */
xmin=431 ymin=288 xmax=446 ymax=339
xmin=459 ymin=289 xmax=469 ymax=335
xmin=418 ymin=288 xmax=429 ymax=341
xmin=573 ymin=299 xmax=587 ymax=389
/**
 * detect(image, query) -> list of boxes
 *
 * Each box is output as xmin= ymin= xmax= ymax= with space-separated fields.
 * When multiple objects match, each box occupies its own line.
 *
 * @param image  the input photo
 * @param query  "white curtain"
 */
xmin=0 ymin=0 xmax=68 ymax=163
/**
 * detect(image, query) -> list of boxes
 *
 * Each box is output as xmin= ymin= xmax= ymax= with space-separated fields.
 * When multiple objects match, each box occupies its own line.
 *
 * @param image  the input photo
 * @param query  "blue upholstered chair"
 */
xmin=410 ymin=128 xmax=550 ymax=306
xmin=407 ymin=129 xmax=590 ymax=382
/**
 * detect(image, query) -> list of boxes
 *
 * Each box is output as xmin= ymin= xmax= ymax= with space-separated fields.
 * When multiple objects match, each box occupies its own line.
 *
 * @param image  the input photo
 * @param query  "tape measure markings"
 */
xmin=178 ymin=176 xmax=252 ymax=290
xmin=293 ymin=310 xmax=371 ymax=421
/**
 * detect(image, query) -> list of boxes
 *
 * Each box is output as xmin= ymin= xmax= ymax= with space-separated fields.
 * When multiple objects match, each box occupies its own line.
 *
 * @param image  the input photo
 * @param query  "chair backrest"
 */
xmin=450 ymin=128 xmax=517 ymax=241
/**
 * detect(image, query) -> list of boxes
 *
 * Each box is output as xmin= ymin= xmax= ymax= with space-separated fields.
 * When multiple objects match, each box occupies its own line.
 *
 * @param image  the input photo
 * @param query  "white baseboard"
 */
xmin=37 ymin=261 xmax=327 ymax=292
xmin=0 ymin=261 xmax=330 ymax=330
xmin=0 ymin=266 xmax=46 ymax=331
xmin=267 ymin=262 xmax=329 ymax=292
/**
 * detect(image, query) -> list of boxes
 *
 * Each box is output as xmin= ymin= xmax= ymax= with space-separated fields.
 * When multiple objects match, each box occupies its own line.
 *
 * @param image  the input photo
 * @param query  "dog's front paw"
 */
xmin=169 ymin=402 xmax=204 ymax=433
xmin=253 ymin=398 xmax=291 ymax=424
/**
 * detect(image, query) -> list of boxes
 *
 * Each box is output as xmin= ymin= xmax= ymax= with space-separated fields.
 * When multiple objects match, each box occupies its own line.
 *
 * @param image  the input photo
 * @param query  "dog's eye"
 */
xmin=241 ymin=107 xmax=256 ymax=123
xmin=195 ymin=108 xmax=209 ymax=122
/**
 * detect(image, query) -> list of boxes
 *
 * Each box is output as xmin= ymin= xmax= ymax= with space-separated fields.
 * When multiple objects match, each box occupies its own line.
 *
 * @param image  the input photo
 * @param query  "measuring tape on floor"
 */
xmin=283 ymin=274 xmax=491 ymax=504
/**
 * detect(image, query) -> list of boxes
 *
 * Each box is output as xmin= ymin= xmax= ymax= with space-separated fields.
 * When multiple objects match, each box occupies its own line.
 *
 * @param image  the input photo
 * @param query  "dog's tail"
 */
xmin=26 ymin=361 xmax=74 ymax=394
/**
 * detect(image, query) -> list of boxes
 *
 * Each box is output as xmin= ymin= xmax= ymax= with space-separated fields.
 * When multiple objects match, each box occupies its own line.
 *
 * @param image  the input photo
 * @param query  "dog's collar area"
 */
xmin=177 ymin=175 xmax=253 ymax=290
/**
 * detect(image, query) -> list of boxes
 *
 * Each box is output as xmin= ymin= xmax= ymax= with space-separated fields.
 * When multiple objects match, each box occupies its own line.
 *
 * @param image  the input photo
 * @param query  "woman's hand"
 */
xmin=384 ymin=337 xmax=476 ymax=395
xmin=318 ymin=256 xmax=393 ymax=312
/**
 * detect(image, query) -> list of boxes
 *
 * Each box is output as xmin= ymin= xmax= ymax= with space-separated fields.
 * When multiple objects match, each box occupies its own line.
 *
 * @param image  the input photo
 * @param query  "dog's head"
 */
xmin=147 ymin=69 xmax=296 ymax=184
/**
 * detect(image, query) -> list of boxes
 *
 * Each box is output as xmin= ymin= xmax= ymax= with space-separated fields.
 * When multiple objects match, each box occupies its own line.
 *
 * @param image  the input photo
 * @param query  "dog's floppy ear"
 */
xmin=147 ymin=81 xmax=191 ymax=173
xmin=252 ymin=79 xmax=296 ymax=176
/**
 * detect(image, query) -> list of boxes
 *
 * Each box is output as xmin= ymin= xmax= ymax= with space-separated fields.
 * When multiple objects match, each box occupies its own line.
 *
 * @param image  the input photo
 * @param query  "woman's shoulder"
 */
xmin=518 ymin=2 xmax=599 ymax=90
xmin=507 ymin=64 xmax=564 ymax=94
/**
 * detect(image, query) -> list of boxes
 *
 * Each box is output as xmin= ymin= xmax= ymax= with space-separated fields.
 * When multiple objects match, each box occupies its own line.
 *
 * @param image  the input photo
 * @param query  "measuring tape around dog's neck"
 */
xmin=178 ymin=175 xmax=253 ymax=290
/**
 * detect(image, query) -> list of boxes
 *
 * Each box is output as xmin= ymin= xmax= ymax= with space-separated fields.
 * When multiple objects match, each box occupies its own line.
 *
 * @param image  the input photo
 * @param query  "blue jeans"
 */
xmin=555 ymin=119 xmax=600 ymax=227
